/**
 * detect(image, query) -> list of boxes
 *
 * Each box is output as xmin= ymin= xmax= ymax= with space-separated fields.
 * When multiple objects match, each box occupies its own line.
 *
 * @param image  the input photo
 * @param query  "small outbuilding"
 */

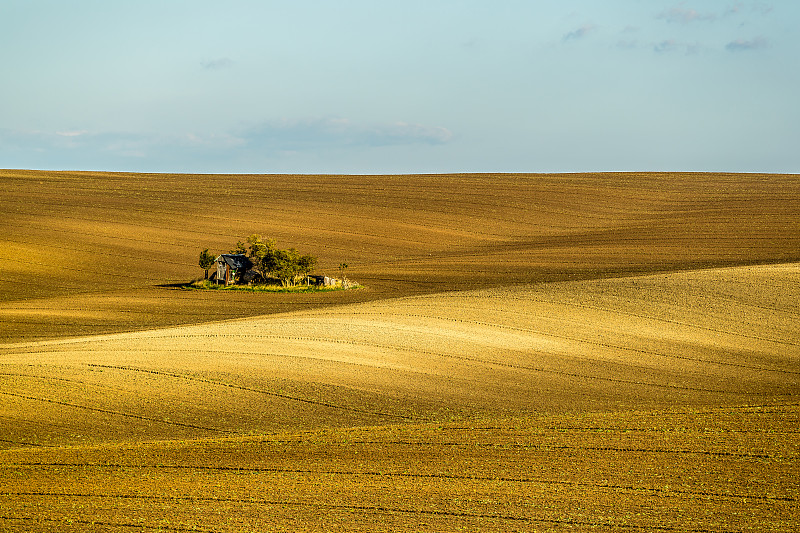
xmin=215 ymin=254 xmax=253 ymax=285
xmin=308 ymin=275 xmax=339 ymax=287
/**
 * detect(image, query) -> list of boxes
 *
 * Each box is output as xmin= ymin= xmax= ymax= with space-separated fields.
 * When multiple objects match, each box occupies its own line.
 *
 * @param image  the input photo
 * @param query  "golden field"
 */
xmin=1 ymin=170 xmax=798 ymax=531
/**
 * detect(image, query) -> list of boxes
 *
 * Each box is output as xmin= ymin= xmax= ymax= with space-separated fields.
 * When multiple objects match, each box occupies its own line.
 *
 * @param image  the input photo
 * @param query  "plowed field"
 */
xmin=2 ymin=171 xmax=798 ymax=341
xmin=1 ymin=170 xmax=798 ymax=531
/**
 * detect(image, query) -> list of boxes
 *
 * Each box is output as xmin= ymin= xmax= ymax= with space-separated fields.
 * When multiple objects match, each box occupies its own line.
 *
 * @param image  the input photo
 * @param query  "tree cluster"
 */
xmin=240 ymin=234 xmax=317 ymax=287
xmin=200 ymin=235 xmax=317 ymax=287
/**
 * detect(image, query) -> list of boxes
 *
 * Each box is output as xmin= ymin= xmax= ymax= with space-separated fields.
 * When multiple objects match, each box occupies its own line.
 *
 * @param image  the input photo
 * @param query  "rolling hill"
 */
xmin=0 ymin=170 xmax=798 ymax=531
xmin=2 ymin=170 xmax=798 ymax=341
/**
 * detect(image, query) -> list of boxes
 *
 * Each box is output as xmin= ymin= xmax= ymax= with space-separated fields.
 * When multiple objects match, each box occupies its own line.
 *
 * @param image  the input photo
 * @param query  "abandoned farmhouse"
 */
xmin=213 ymin=254 xmax=338 ymax=287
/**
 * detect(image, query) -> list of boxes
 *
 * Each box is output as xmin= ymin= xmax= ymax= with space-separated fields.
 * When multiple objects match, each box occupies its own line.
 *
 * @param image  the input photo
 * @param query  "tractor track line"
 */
xmin=0 ymin=439 xmax=52 ymax=448
xmin=325 ymin=309 xmax=800 ymax=372
xmin=0 ymin=515 xmax=219 ymax=532
xmin=0 ymin=391 xmax=227 ymax=433
xmin=86 ymin=364 xmax=423 ymax=422
xmin=0 ymin=492 xmax=756 ymax=532
xmin=67 ymin=334 xmax=791 ymax=396
xmin=5 ymin=337 xmax=790 ymax=397
xmin=5 ymin=464 xmax=795 ymax=502
xmin=129 ymin=334 xmax=779 ymax=396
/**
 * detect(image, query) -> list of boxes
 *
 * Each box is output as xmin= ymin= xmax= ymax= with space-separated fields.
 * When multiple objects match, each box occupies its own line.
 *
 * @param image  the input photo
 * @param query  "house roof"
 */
xmin=217 ymin=254 xmax=253 ymax=270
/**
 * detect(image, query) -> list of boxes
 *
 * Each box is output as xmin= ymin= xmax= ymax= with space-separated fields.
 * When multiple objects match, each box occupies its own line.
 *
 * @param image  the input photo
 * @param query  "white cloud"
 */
xmin=654 ymin=39 xmax=679 ymax=53
xmin=722 ymin=2 xmax=774 ymax=18
xmin=201 ymin=57 xmax=235 ymax=70
xmin=183 ymin=132 xmax=245 ymax=149
xmin=616 ymin=40 xmax=639 ymax=50
xmin=653 ymin=39 xmax=702 ymax=54
xmin=750 ymin=2 xmax=773 ymax=15
xmin=658 ymin=2 xmax=773 ymax=25
xmin=0 ymin=117 xmax=453 ymax=173
xmin=368 ymin=122 xmax=453 ymax=146
xmin=563 ymin=24 xmax=597 ymax=42
xmin=55 ymin=130 xmax=88 ymax=137
xmin=658 ymin=5 xmax=716 ymax=24
xmin=241 ymin=117 xmax=453 ymax=150
xmin=725 ymin=36 xmax=768 ymax=51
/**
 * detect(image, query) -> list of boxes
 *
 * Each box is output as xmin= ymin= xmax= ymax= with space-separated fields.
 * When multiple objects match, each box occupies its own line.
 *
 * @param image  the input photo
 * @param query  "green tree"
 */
xmin=198 ymin=249 xmax=216 ymax=280
xmin=246 ymin=234 xmax=277 ymax=276
xmin=298 ymin=253 xmax=317 ymax=279
xmin=219 ymin=236 xmax=318 ymax=287
xmin=230 ymin=241 xmax=247 ymax=255
xmin=272 ymin=248 xmax=302 ymax=287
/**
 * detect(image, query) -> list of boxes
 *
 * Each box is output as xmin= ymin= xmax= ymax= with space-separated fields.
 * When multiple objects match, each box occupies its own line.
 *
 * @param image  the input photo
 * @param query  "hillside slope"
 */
xmin=2 ymin=263 xmax=796 ymax=448
xmin=2 ymin=170 xmax=798 ymax=341
xmin=1 ymin=263 xmax=798 ymax=531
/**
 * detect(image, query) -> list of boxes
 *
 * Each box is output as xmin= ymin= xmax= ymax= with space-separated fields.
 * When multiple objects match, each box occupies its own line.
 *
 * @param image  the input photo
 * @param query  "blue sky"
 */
xmin=1 ymin=1 xmax=798 ymax=174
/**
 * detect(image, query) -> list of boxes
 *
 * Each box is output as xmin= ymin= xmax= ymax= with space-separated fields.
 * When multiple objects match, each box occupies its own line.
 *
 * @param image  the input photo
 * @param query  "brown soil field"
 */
xmin=1 ymin=170 xmax=799 ymax=531
xmin=2 ymin=170 xmax=798 ymax=341
xmin=1 ymin=404 xmax=797 ymax=532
